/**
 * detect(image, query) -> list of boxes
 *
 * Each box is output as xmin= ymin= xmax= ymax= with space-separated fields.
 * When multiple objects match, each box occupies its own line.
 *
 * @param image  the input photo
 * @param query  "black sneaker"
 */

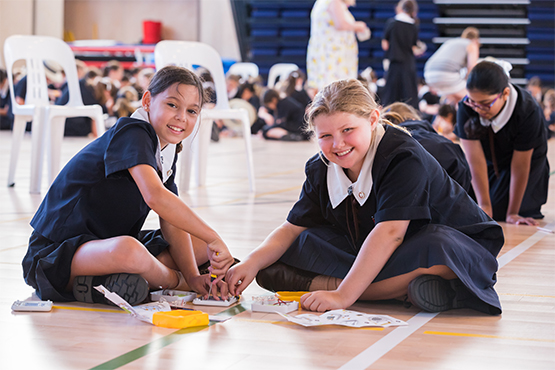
xmin=407 ymin=275 xmax=456 ymax=312
xmin=73 ymin=273 xmax=149 ymax=306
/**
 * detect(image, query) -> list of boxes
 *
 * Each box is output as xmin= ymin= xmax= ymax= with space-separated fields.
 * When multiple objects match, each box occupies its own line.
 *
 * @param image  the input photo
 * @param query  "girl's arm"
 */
xmin=301 ymin=220 xmax=410 ymax=312
xmin=381 ymin=39 xmax=389 ymax=51
xmin=466 ymin=41 xmax=480 ymax=73
xmin=129 ymin=164 xmax=234 ymax=275
xmin=328 ymin=0 xmax=367 ymax=32
xmin=460 ymin=138 xmax=493 ymax=217
xmin=159 ymin=219 xmax=211 ymax=295
xmin=506 ymin=149 xmax=538 ymax=225
xmin=226 ymin=221 xmax=306 ymax=296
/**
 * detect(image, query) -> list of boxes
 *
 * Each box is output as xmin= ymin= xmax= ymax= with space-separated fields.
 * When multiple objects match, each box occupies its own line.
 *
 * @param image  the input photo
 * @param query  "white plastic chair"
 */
xmin=227 ymin=62 xmax=259 ymax=82
xmin=267 ymin=63 xmax=299 ymax=88
xmin=154 ymin=40 xmax=255 ymax=192
xmin=4 ymin=35 xmax=105 ymax=193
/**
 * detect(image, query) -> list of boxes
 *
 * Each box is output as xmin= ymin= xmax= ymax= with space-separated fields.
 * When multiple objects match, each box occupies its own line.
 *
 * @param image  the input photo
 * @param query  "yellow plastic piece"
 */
xmin=276 ymin=291 xmax=309 ymax=302
xmin=152 ymin=310 xmax=209 ymax=329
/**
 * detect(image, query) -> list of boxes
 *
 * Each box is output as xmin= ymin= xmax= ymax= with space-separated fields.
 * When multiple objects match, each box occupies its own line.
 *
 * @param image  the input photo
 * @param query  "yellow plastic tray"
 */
xmin=152 ymin=310 xmax=209 ymax=329
xmin=275 ymin=291 xmax=309 ymax=302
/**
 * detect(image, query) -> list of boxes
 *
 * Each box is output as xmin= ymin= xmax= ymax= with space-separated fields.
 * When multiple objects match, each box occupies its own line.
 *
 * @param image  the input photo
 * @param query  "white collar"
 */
xmin=130 ymin=107 xmax=176 ymax=183
xmin=395 ymin=13 xmax=415 ymax=24
xmin=479 ymin=84 xmax=517 ymax=133
xmin=327 ymin=124 xmax=385 ymax=209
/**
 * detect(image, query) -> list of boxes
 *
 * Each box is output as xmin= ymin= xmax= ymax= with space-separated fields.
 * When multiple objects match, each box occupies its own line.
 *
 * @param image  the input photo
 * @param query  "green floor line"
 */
xmin=90 ymin=303 xmax=249 ymax=370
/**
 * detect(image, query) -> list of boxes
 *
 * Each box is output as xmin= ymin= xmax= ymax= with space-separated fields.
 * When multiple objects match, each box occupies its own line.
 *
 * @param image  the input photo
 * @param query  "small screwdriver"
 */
xmin=207 ymin=273 xmax=217 ymax=298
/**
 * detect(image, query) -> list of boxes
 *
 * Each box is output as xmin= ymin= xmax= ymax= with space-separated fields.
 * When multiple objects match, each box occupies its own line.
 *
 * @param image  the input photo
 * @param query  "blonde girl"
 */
xmin=227 ymin=79 xmax=504 ymax=315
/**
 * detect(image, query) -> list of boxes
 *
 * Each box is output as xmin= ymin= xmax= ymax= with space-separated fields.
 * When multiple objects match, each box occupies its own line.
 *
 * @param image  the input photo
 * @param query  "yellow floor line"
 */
xmin=0 ymin=216 xmax=32 ymax=224
xmin=499 ymin=292 xmax=555 ymax=298
xmin=424 ymin=331 xmax=555 ymax=343
xmin=53 ymin=305 xmax=126 ymax=314
xmin=0 ymin=244 xmax=27 ymax=253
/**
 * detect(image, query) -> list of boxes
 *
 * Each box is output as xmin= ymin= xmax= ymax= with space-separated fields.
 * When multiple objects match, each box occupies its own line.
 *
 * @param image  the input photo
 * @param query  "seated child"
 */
xmin=23 ymin=66 xmax=235 ymax=305
xmin=227 ymin=79 xmax=504 ymax=315
xmin=259 ymin=89 xmax=310 ymax=141
xmin=432 ymin=103 xmax=458 ymax=142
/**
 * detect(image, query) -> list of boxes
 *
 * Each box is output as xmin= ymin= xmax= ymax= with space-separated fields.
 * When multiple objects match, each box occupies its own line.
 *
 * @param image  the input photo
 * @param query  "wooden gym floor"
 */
xmin=0 ymin=130 xmax=553 ymax=370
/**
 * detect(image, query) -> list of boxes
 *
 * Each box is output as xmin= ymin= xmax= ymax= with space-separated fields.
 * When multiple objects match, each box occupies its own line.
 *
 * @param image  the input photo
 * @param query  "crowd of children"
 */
xmin=0 ymin=60 xmax=154 ymax=137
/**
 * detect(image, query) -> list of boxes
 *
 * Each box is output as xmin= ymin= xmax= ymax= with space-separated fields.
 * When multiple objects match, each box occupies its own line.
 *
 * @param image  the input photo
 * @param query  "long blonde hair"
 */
xmin=305 ymin=79 xmax=408 ymax=143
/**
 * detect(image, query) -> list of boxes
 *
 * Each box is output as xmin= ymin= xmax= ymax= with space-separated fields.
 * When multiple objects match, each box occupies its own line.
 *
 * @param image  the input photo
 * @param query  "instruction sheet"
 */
xmin=279 ymin=309 xmax=407 ymax=328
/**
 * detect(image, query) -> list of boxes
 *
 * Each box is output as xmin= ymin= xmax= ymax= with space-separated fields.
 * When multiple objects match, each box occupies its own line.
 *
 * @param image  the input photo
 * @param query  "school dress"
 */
xmin=382 ymin=15 xmax=419 ymax=108
xmin=280 ymin=124 xmax=504 ymax=314
xmin=399 ymin=119 xmax=472 ymax=193
xmin=306 ymin=0 xmax=359 ymax=90
xmin=455 ymin=84 xmax=549 ymax=221
xmin=22 ymin=112 xmax=178 ymax=301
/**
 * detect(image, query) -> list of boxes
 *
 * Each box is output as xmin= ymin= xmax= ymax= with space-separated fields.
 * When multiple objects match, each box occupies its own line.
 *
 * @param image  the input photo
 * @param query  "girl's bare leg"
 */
xmin=310 ymin=265 xmax=457 ymax=301
xmin=67 ymin=236 xmax=179 ymax=291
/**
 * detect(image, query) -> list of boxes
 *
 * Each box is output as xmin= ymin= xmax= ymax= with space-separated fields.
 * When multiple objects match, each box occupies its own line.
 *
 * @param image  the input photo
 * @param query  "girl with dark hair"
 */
xmin=23 ymin=66 xmax=235 ymax=305
xmin=381 ymin=0 xmax=426 ymax=108
xmin=283 ymin=70 xmax=312 ymax=108
xmin=227 ymin=79 xmax=504 ymax=315
xmin=455 ymin=60 xmax=549 ymax=224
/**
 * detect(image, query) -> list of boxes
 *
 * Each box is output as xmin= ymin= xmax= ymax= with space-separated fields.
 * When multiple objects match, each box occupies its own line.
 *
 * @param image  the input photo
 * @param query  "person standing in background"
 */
xmin=381 ymin=0 xmax=426 ymax=108
xmin=424 ymin=27 xmax=480 ymax=105
xmin=306 ymin=0 xmax=370 ymax=93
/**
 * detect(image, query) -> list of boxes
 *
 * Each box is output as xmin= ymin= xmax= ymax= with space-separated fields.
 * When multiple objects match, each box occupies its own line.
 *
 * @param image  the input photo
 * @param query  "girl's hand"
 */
xmin=300 ymin=290 xmax=348 ymax=312
xmin=204 ymin=278 xmax=231 ymax=301
xmin=186 ymin=274 xmax=210 ymax=296
xmin=506 ymin=214 xmax=539 ymax=226
xmin=206 ymin=239 xmax=234 ymax=280
xmin=225 ymin=261 xmax=259 ymax=296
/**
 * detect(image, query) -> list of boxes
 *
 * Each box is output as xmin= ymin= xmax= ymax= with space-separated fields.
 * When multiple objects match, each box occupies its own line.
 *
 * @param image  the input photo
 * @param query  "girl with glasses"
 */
xmin=455 ymin=61 xmax=549 ymax=225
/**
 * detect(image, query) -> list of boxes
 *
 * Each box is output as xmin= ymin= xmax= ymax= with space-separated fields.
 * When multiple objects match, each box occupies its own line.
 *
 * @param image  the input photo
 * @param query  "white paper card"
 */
xmin=94 ymin=285 xmax=171 ymax=324
xmin=278 ymin=309 xmax=407 ymax=328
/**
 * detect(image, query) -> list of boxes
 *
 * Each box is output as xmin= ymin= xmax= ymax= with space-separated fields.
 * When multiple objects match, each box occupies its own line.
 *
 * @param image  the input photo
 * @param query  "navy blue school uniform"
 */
xmin=455 ymin=84 xmax=549 ymax=221
xmin=382 ymin=18 xmax=419 ymax=108
xmin=280 ymin=124 xmax=504 ymax=314
xmin=262 ymin=96 xmax=310 ymax=139
xmin=0 ymin=87 xmax=12 ymax=130
xmin=399 ymin=119 xmax=472 ymax=193
xmin=23 ymin=116 xmax=178 ymax=301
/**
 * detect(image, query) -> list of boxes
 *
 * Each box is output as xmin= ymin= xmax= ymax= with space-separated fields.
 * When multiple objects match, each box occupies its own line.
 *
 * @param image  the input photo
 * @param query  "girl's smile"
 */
xmin=142 ymin=83 xmax=201 ymax=148
xmin=314 ymin=111 xmax=378 ymax=182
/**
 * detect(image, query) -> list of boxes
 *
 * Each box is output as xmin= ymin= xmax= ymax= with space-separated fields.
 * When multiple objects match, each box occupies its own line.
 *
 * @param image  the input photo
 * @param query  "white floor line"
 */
xmin=338 ymin=222 xmax=554 ymax=370
xmin=498 ymin=222 xmax=554 ymax=269
xmin=338 ymin=312 xmax=438 ymax=370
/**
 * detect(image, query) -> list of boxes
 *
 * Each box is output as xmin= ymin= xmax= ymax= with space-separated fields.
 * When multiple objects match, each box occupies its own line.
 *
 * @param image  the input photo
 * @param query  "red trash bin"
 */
xmin=143 ymin=20 xmax=162 ymax=44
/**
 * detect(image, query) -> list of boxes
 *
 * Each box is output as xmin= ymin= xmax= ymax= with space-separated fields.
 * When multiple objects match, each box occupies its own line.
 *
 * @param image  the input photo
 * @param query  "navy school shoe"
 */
xmin=256 ymin=261 xmax=317 ymax=292
xmin=407 ymin=274 xmax=492 ymax=313
xmin=73 ymin=273 xmax=149 ymax=306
